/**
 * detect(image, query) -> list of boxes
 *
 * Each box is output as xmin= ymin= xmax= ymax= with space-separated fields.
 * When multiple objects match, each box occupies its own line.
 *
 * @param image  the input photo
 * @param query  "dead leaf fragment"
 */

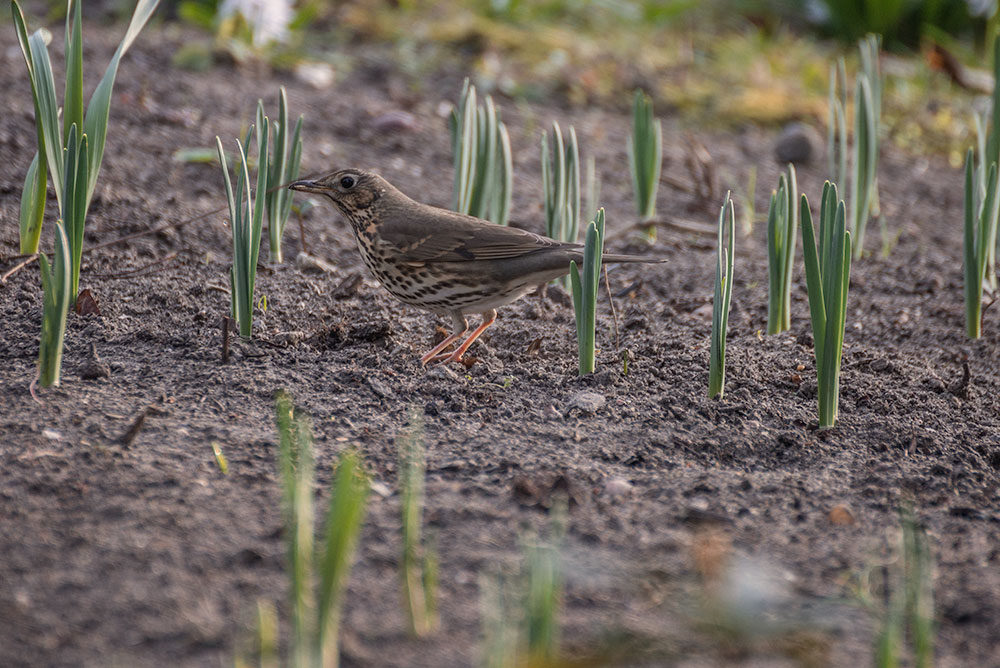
xmin=828 ymin=504 xmax=855 ymax=526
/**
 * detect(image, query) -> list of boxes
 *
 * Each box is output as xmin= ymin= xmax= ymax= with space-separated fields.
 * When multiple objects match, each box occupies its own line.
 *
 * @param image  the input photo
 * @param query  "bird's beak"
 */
xmin=288 ymin=180 xmax=328 ymax=193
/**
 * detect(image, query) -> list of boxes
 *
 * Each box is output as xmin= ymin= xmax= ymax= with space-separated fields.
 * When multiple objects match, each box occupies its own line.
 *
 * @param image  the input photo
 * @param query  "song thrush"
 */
xmin=290 ymin=169 xmax=663 ymax=365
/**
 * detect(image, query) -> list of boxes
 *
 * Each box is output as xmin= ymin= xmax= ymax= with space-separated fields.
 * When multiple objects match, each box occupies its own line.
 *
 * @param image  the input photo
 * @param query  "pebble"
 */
xmin=294 ymin=61 xmax=335 ymax=89
xmin=371 ymin=110 xmax=419 ymax=134
xmin=566 ymin=391 xmax=606 ymax=414
xmin=295 ymin=252 xmax=337 ymax=274
xmin=774 ymin=122 xmax=822 ymax=165
xmin=602 ymin=477 xmax=633 ymax=500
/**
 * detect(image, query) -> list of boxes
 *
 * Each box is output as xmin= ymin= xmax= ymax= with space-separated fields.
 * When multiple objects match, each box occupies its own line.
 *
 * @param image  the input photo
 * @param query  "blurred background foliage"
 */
xmin=12 ymin=0 xmax=1000 ymax=159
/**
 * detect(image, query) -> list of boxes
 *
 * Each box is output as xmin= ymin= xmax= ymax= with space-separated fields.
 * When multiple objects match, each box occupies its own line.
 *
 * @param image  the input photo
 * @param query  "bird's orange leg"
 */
xmin=420 ymin=313 xmax=468 ymax=366
xmin=437 ymin=309 xmax=497 ymax=365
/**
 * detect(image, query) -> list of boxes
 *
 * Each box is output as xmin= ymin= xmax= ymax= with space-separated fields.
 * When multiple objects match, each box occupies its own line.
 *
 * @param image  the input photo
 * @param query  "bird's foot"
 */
xmin=423 ymin=350 xmax=465 ymax=366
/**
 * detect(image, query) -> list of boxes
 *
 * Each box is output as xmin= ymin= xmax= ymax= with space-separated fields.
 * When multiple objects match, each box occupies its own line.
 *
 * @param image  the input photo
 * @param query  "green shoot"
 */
xmin=62 ymin=124 xmax=89 ymax=304
xmin=902 ymin=511 xmax=935 ymax=668
xmin=38 ymin=222 xmax=71 ymax=388
xmin=449 ymin=78 xmax=512 ymax=225
xmin=709 ymin=194 xmax=735 ymax=399
xmin=480 ymin=504 xmax=565 ymax=668
xmin=849 ymin=71 xmax=878 ymax=259
xmin=977 ymin=31 xmax=1000 ymax=290
xmin=627 ymin=89 xmax=662 ymax=242
xmin=480 ymin=573 xmax=517 ymax=668
xmin=217 ymin=120 xmax=268 ymax=339
xmin=524 ymin=527 xmax=563 ymax=664
xmin=256 ymin=600 xmax=278 ymax=668
xmin=827 ymin=58 xmax=848 ymax=199
xmin=398 ymin=406 xmax=438 ymax=637
xmin=869 ymin=509 xmax=935 ymax=668
xmin=542 ymin=121 xmax=581 ymax=287
xmin=828 ymin=36 xmax=880 ymax=259
xmin=12 ymin=0 xmax=161 ymax=264
xmin=585 ymin=154 xmax=600 ymax=222
xmin=766 ymin=164 xmax=798 ymax=335
xmin=800 ymin=183 xmax=852 ymax=428
xmin=258 ymin=87 xmax=303 ymax=264
xmin=963 ymin=150 xmax=999 ymax=339
xmin=569 ymin=208 xmax=606 ymax=376
xmin=274 ymin=389 xmax=370 ymax=668
xmin=18 ymin=152 xmax=46 ymax=255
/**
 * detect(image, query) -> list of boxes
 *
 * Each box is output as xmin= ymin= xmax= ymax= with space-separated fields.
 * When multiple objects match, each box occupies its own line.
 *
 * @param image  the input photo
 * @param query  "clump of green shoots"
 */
xmin=828 ymin=35 xmax=880 ymax=260
xmin=38 ymin=222 xmax=72 ymax=388
xmin=12 ymin=0 xmax=161 ymax=271
xmin=543 ymin=122 xmax=581 ymax=232
xmin=800 ymin=183 xmax=852 ymax=428
xmin=273 ymin=390 xmax=370 ymax=668
xmin=482 ymin=504 xmax=565 ymax=668
xmin=257 ymin=87 xmax=303 ymax=264
xmin=709 ymin=195 xmax=735 ymax=400
xmin=972 ymin=30 xmax=1000 ymax=291
xmin=449 ymin=78 xmax=512 ymax=226
xmin=857 ymin=509 xmax=935 ymax=668
xmin=628 ymin=89 xmax=662 ymax=242
xmin=569 ymin=209 xmax=606 ymax=376
xmin=766 ymin=164 xmax=798 ymax=335
xmin=217 ymin=121 xmax=269 ymax=339
xmin=963 ymin=150 xmax=999 ymax=339
xmin=398 ymin=406 xmax=438 ymax=637
xmin=542 ymin=121 xmax=581 ymax=288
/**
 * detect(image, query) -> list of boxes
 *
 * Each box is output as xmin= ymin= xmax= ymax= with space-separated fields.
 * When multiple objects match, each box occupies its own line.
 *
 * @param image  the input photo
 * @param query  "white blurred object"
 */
xmin=220 ymin=0 xmax=293 ymax=46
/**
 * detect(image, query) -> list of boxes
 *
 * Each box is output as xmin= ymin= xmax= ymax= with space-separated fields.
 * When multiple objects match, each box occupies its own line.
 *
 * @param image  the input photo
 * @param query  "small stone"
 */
xmin=829 ymin=504 xmax=856 ymax=526
xmin=272 ymin=331 xmax=304 ymax=346
xmin=369 ymin=481 xmax=392 ymax=498
xmin=566 ymin=391 xmax=605 ymax=414
xmin=372 ymin=110 xmax=419 ymax=134
xmin=294 ymin=61 xmax=335 ymax=89
xmin=367 ymin=377 xmax=393 ymax=399
xmin=80 ymin=359 xmax=111 ymax=380
xmin=296 ymin=252 xmax=337 ymax=274
xmin=774 ymin=122 xmax=822 ymax=165
xmin=425 ymin=365 xmax=461 ymax=382
xmin=42 ymin=429 xmax=61 ymax=441
xmin=691 ymin=302 xmax=714 ymax=321
xmin=602 ymin=477 xmax=633 ymax=500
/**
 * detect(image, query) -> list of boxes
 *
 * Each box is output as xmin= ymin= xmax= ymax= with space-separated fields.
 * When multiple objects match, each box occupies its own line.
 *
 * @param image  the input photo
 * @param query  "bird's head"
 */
xmin=289 ymin=169 xmax=386 ymax=221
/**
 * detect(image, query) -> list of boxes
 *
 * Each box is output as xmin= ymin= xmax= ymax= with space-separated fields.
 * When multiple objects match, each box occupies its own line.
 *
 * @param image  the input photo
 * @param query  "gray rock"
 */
xmin=566 ymin=391 xmax=606 ymax=414
xmin=774 ymin=122 xmax=822 ymax=165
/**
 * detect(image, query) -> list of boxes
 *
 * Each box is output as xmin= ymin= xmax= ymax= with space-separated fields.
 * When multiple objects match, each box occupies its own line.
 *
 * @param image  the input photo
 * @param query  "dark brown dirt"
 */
xmin=1 ymin=19 xmax=999 ymax=668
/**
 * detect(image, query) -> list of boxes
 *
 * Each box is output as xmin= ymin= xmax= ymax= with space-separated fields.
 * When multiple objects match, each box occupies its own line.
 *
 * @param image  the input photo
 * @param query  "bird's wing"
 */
xmin=378 ymin=202 xmax=576 ymax=262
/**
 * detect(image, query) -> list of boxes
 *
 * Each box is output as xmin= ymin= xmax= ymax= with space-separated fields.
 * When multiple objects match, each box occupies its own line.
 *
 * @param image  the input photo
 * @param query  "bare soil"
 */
xmin=1 ymin=21 xmax=999 ymax=668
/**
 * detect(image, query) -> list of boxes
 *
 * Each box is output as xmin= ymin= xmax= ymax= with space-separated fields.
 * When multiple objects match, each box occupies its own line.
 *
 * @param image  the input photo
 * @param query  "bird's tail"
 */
xmin=600 ymin=253 xmax=667 ymax=264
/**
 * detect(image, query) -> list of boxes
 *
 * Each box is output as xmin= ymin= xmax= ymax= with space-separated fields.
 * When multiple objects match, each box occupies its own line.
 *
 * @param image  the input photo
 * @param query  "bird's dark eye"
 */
xmin=340 ymin=176 xmax=355 ymax=189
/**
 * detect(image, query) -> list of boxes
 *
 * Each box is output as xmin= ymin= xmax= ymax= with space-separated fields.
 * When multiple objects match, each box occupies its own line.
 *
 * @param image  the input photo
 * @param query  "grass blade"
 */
xmin=275 ymin=389 xmax=316 ymax=668
xmin=83 ymin=0 xmax=162 ymax=209
xmin=13 ymin=2 xmax=64 ymax=206
xmin=570 ymin=209 xmax=605 ymax=375
xmin=317 ymin=451 xmax=370 ymax=667
xmin=63 ymin=0 xmax=84 ymax=147
xmin=399 ymin=406 xmax=438 ymax=637
xmin=19 ymin=151 xmax=47 ymax=254
xmin=709 ymin=194 xmax=735 ymax=399
xmin=38 ymin=222 xmax=71 ymax=388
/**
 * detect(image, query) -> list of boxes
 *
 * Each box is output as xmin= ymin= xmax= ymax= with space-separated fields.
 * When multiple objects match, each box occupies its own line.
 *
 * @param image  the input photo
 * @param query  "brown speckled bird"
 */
xmin=290 ymin=169 xmax=663 ymax=366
